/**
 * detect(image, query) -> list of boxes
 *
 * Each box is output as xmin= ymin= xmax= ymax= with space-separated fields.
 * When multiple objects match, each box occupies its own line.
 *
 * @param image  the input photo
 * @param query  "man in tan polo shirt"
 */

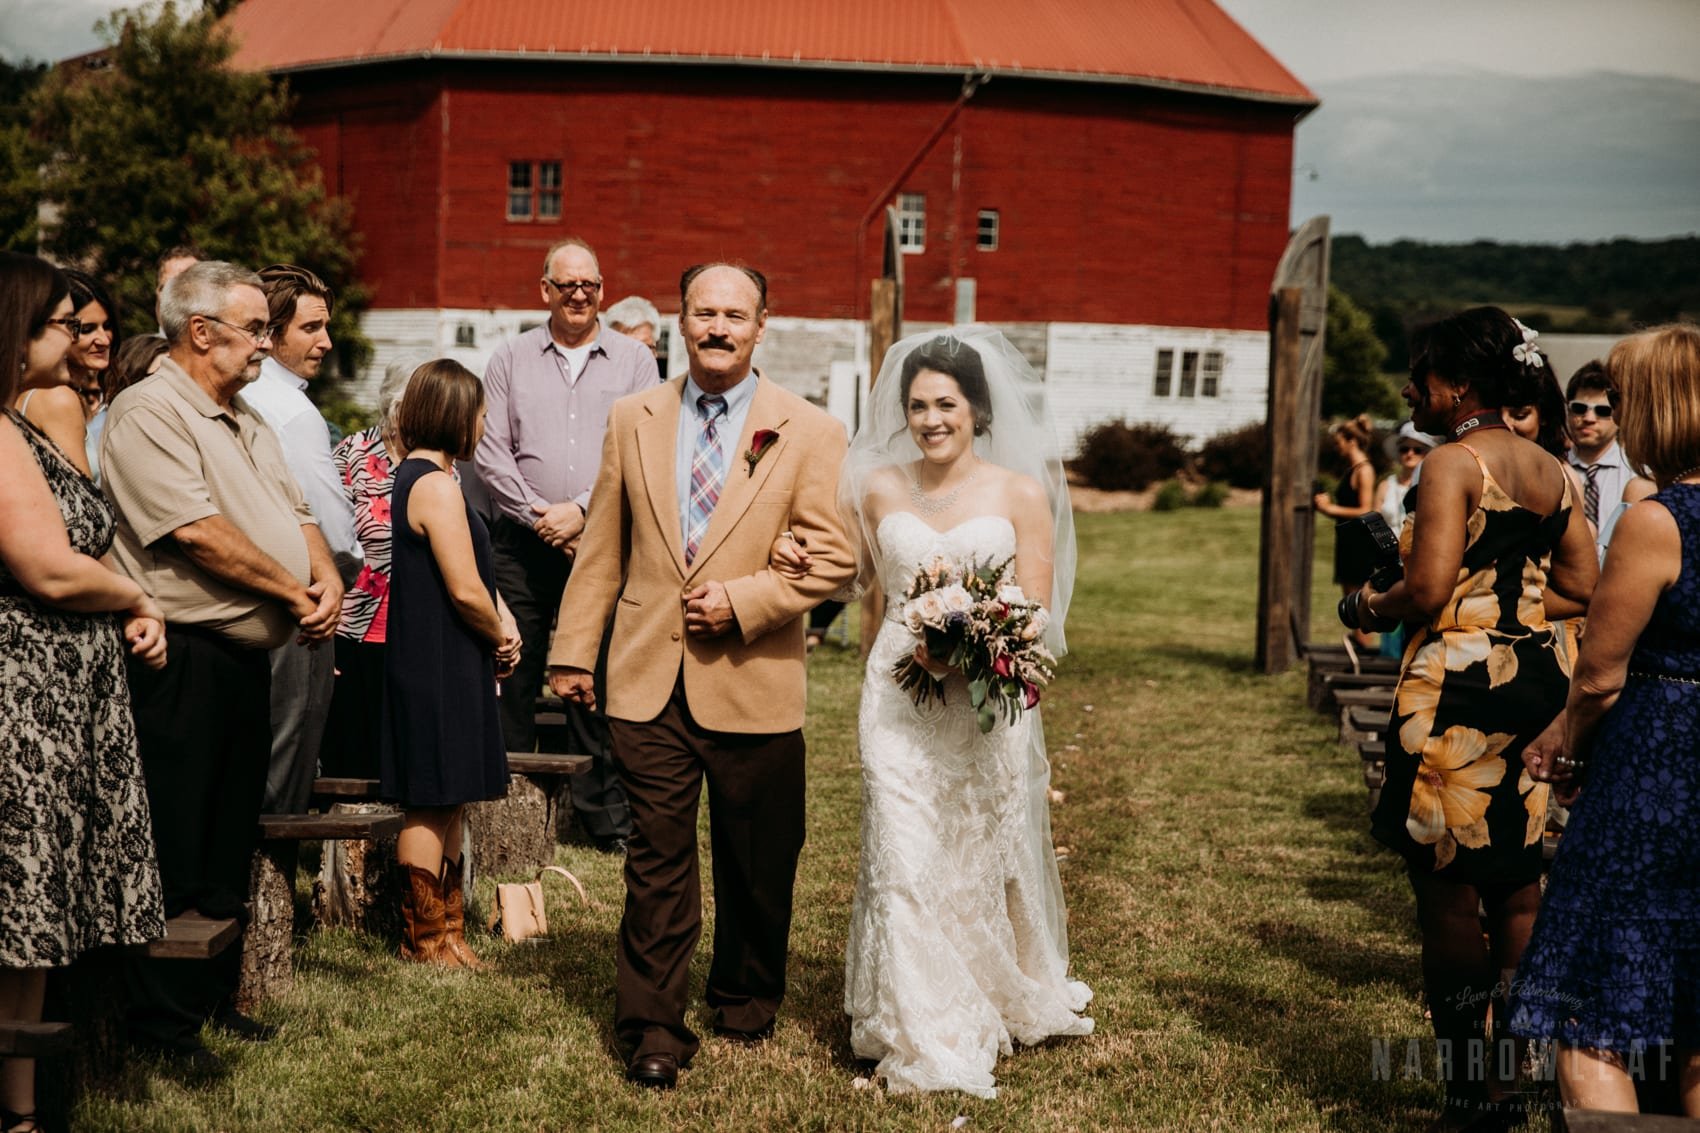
xmin=102 ymin=260 xmax=344 ymax=1070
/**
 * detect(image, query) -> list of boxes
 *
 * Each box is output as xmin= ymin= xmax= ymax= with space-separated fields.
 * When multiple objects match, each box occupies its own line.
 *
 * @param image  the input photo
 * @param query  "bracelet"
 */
xmin=1363 ymin=593 xmax=1381 ymax=622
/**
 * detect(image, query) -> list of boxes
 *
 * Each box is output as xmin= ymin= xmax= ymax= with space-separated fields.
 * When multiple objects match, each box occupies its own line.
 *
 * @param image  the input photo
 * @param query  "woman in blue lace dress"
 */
xmin=1514 ymin=323 xmax=1700 ymax=1116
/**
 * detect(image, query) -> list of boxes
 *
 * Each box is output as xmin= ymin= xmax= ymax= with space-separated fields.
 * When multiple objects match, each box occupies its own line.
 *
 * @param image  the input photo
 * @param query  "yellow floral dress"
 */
xmin=1371 ymin=444 xmax=1575 ymax=881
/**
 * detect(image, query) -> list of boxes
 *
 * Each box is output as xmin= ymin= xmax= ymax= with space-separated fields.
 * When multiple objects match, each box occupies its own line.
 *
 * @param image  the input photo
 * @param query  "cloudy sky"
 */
xmin=4 ymin=0 xmax=1698 ymax=243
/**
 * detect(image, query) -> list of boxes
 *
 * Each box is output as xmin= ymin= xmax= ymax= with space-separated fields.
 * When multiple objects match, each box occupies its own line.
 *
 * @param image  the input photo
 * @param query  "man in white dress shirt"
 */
xmin=1565 ymin=360 xmax=1653 ymax=557
xmin=244 ymin=264 xmax=362 ymax=813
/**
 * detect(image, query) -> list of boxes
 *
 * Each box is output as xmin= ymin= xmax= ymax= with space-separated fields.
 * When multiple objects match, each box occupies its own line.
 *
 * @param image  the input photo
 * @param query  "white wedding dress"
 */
xmin=844 ymin=511 xmax=1093 ymax=1099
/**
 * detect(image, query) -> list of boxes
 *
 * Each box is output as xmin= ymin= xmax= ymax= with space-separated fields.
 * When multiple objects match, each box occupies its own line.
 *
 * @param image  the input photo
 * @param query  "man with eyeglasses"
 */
xmin=101 ymin=261 xmax=345 ymax=1068
xmin=474 ymin=237 xmax=656 ymax=852
xmin=1565 ymin=360 xmax=1654 ymax=556
xmin=243 ymin=264 xmax=363 ymax=817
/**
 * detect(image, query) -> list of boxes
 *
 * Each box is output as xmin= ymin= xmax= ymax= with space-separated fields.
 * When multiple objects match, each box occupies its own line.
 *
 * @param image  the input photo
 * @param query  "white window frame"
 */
xmin=1153 ymin=349 xmax=1174 ymax=397
xmin=896 ymin=192 xmax=926 ymax=253
xmin=976 ymin=209 xmax=999 ymax=251
xmin=1200 ymin=350 xmax=1223 ymax=398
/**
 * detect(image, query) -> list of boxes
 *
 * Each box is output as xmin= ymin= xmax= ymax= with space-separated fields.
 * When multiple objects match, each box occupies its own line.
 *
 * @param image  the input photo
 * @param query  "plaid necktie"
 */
xmin=685 ymin=394 xmax=727 ymax=565
xmin=1582 ymin=463 xmax=1601 ymax=528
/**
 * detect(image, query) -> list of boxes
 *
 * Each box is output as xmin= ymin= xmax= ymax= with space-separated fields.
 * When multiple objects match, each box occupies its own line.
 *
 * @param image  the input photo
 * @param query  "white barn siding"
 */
xmin=1046 ymin=323 xmax=1268 ymax=454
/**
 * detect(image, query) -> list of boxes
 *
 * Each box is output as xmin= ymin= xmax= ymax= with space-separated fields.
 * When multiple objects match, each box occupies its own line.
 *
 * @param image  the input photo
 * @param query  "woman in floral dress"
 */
xmin=1350 ymin=307 xmax=1597 ymax=1130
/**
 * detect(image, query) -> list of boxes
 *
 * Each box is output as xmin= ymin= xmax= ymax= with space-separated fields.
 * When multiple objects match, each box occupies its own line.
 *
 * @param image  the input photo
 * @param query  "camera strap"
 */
xmin=1450 ymin=414 xmax=1508 ymax=440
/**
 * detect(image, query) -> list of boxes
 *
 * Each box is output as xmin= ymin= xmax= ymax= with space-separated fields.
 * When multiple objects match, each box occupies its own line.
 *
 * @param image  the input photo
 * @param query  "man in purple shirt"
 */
xmin=475 ymin=237 xmax=657 ymax=848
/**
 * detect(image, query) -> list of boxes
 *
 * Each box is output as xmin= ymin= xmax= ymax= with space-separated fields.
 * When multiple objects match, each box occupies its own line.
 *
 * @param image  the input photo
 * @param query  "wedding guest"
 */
xmin=154 ymin=245 xmax=201 ymax=332
xmin=1353 ymin=306 xmax=1596 ymax=1128
xmin=11 ymin=269 xmax=116 ymax=480
xmin=321 ymin=357 xmax=422 ymax=779
xmin=1375 ymin=421 xmax=1438 ymax=534
xmin=1566 ymin=361 xmax=1655 ymax=555
xmin=105 ymin=335 xmax=169 ymax=403
xmin=104 ymin=261 xmax=342 ymax=1067
xmin=1503 ymin=364 xmax=1589 ymax=505
xmin=0 ymin=252 xmax=166 ymax=1131
xmin=1513 ymin=323 xmax=1700 ymax=1117
xmin=1313 ymin=414 xmax=1380 ymax=649
xmin=473 ymin=239 xmax=653 ymax=852
xmin=604 ymin=294 xmax=662 ymax=356
xmin=247 ymin=264 xmax=362 ymax=815
xmin=382 ymin=360 xmax=519 ymax=969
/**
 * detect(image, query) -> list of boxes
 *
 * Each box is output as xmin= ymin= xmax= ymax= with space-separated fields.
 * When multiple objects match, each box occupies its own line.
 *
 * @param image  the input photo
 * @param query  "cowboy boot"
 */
xmin=439 ymin=857 xmax=484 ymax=970
xmin=400 ymin=864 xmax=459 ymax=967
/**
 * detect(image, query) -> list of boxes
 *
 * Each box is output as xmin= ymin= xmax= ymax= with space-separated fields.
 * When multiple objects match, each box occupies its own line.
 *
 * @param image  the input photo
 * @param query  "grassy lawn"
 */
xmin=72 ymin=509 xmax=1503 ymax=1131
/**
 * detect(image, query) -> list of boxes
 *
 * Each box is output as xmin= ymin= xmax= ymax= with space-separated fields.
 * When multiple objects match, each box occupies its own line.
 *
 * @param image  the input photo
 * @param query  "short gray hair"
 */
xmin=159 ymin=261 xmax=264 ymax=345
xmin=604 ymin=295 xmax=660 ymax=334
xmin=379 ymin=354 xmax=428 ymax=427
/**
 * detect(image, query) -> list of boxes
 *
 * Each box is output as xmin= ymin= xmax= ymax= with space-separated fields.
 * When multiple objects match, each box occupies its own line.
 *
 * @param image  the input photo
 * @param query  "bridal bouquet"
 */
xmin=891 ymin=553 xmax=1056 ymax=733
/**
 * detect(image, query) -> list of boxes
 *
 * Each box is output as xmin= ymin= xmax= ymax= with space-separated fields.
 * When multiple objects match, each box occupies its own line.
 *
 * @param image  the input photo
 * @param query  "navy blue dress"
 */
xmin=1511 ymin=483 xmax=1700 ymax=1052
xmin=379 ymin=458 xmax=509 ymax=807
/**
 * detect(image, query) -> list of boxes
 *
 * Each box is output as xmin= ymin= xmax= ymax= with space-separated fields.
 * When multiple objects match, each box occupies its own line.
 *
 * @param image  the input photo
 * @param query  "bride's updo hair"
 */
xmin=899 ymin=335 xmax=995 ymax=436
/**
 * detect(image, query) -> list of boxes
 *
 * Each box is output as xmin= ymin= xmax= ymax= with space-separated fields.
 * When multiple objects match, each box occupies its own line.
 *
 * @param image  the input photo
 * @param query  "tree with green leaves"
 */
xmin=20 ymin=1 xmax=366 ymax=368
xmin=0 ymin=58 xmax=48 ymax=250
xmin=1323 ymin=284 xmax=1399 ymax=420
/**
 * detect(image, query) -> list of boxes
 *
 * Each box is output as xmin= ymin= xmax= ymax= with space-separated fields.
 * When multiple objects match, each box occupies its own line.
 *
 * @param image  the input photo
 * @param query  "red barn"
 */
xmin=226 ymin=0 xmax=1315 ymax=447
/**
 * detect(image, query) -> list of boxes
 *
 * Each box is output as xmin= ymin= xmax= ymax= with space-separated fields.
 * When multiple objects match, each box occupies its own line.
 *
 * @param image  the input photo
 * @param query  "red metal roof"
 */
xmin=226 ymin=0 xmax=1314 ymax=105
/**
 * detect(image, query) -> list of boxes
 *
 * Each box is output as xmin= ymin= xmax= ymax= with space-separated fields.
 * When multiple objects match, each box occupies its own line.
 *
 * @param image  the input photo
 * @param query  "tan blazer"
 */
xmin=547 ymin=376 xmax=855 ymax=733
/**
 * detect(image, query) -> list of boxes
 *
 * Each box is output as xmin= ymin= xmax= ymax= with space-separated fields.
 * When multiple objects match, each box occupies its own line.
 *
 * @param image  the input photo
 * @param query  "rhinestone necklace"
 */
xmin=910 ymin=466 xmax=980 ymax=516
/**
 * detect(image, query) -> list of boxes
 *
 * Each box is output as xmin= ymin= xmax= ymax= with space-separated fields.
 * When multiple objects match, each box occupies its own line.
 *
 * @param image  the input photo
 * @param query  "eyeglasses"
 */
xmin=1567 ymin=400 xmax=1612 ymax=419
xmin=544 ymin=278 xmax=602 ymax=297
xmin=42 ymin=316 xmax=82 ymax=338
xmin=1397 ymin=445 xmax=1427 ymax=455
xmin=199 ymin=314 xmax=274 ymax=347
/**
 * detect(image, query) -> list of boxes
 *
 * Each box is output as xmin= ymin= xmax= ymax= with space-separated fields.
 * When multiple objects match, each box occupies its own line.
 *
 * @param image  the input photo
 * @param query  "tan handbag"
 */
xmin=487 ymin=865 xmax=588 ymax=943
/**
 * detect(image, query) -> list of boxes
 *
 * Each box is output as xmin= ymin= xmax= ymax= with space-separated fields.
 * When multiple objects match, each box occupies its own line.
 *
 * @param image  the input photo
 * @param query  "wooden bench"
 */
xmin=1309 ymin=669 xmax=1400 ymax=713
xmin=310 ymin=776 xmax=382 ymax=801
xmin=0 ymin=1020 xmax=73 ymax=1056
xmin=142 ymin=911 xmax=242 ymax=960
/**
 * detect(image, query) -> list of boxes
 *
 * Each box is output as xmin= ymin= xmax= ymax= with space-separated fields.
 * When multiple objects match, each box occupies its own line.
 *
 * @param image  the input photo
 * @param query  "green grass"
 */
xmin=72 ymin=510 xmax=1504 ymax=1131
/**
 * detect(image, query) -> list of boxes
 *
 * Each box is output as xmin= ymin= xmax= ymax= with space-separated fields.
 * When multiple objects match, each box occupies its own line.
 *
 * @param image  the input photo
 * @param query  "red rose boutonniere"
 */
xmin=745 ymin=429 xmax=780 ymax=476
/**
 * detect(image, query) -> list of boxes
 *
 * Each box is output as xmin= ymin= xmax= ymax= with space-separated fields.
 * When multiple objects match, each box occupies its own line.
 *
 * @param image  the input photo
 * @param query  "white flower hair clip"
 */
xmin=1510 ymin=318 xmax=1544 ymax=368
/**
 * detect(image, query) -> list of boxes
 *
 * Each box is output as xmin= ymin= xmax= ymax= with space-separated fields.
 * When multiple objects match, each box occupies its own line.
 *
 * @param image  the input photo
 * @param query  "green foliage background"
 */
xmin=1 ymin=2 xmax=369 ymax=375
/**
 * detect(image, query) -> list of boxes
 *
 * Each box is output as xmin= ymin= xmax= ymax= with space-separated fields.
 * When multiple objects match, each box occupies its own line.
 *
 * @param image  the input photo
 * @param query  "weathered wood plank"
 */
xmin=259 ymin=811 xmax=403 ymax=841
xmin=1563 ymin=1110 xmax=1700 ymax=1131
xmin=0 ymin=1020 xmax=74 ymax=1056
xmin=311 ymin=776 xmax=382 ymax=799
xmin=505 ymin=752 xmax=591 ymax=777
xmin=141 ymin=912 xmax=240 ymax=960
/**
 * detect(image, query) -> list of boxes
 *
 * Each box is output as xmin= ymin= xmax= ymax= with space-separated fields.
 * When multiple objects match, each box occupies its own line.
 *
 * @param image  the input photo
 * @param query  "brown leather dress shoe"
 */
xmin=626 ymin=1052 xmax=678 ymax=1089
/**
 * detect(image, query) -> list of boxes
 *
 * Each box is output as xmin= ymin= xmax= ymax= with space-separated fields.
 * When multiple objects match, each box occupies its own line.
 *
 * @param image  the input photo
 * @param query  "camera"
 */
xmin=1335 ymin=512 xmax=1404 ymax=630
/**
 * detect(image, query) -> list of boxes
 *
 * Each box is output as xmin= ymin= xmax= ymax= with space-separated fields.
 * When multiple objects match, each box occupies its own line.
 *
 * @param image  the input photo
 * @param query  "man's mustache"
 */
xmin=698 ymin=335 xmax=736 ymax=352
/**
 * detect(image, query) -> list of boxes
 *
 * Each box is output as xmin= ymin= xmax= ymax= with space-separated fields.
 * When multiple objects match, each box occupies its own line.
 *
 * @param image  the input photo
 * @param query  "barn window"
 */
xmin=1153 ymin=350 xmax=1174 ymax=397
xmin=897 ymin=192 xmax=926 ymax=253
xmin=1178 ymin=351 xmax=1200 ymax=398
xmin=1200 ymin=350 xmax=1223 ymax=397
xmin=976 ymin=210 xmax=999 ymax=251
xmin=507 ymin=161 xmax=562 ymax=222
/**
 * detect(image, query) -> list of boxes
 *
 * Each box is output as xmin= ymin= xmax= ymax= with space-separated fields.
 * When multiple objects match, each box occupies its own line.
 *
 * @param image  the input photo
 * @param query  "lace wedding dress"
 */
xmin=844 ymin=511 xmax=1093 ymax=1099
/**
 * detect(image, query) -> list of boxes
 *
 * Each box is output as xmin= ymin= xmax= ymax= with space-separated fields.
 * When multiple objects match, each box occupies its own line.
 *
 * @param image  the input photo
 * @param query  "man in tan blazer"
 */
xmin=548 ymin=263 xmax=855 ymax=1088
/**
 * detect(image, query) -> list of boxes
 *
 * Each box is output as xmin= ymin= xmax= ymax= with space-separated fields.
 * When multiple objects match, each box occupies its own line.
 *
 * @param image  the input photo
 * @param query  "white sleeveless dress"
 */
xmin=844 ymin=511 xmax=1093 ymax=1099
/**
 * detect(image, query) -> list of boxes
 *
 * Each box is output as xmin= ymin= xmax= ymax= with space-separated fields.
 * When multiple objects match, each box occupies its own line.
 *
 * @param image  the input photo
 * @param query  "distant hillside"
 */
xmin=1329 ymin=234 xmax=1699 ymax=370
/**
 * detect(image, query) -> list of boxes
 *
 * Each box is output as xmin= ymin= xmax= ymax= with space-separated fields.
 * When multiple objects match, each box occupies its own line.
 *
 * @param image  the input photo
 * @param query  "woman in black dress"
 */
xmin=1352 ymin=308 xmax=1597 ymax=1128
xmin=381 ymin=360 xmax=519 ymax=969
xmin=1314 ymin=414 xmax=1380 ymax=650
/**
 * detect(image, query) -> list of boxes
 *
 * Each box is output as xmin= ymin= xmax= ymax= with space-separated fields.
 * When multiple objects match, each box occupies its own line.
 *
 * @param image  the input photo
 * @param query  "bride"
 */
xmin=779 ymin=327 xmax=1092 ymax=1097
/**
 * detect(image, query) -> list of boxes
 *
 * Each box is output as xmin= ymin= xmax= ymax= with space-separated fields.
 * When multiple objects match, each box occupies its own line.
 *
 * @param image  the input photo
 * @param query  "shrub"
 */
xmin=1073 ymin=419 xmax=1190 ymax=491
xmin=1152 ymin=480 xmax=1188 ymax=511
xmin=1197 ymin=422 xmax=1268 ymax=490
xmin=1193 ymin=480 xmax=1230 ymax=508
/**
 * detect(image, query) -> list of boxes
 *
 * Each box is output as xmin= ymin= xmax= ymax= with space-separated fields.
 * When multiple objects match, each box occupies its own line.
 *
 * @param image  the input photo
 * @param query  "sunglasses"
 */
xmin=1397 ymin=445 xmax=1427 ymax=455
xmin=1568 ymin=401 xmax=1612 ymax=419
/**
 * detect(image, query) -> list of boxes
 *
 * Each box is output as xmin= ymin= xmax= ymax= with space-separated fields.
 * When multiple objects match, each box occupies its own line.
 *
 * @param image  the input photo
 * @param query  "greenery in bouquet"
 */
xmin=890 ymin=553 xmax=1057 ymax=733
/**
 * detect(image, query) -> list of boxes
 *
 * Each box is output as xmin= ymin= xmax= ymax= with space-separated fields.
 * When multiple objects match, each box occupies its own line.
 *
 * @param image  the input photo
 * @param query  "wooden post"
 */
xmin=1256 ymin=216 xmax=1330 ymax=673
xmin=859 ymin=205 xmax=906 ymax=656
xmin=1258 ymin=287 xmax=1306 ymax=672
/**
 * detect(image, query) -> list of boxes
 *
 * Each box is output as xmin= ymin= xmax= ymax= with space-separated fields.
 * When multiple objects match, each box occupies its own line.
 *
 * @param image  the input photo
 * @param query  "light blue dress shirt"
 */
xmin=675 ymin=372 xmax=758 ymax=552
